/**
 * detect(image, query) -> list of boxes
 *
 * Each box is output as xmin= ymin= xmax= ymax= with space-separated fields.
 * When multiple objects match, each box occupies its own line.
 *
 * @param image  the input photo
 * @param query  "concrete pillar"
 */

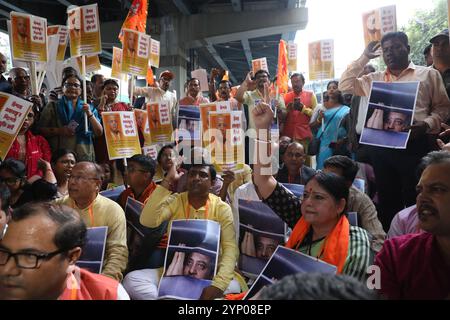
xmin=158 ymin=15 xmax=188 ymax=98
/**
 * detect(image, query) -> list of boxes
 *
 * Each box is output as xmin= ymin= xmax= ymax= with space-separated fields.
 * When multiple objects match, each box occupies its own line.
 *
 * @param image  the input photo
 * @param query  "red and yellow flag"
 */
xmin=118 ymin=0 xmax=148 ymax=43
xmin=276 ymin=39 xmax=289 ymax=95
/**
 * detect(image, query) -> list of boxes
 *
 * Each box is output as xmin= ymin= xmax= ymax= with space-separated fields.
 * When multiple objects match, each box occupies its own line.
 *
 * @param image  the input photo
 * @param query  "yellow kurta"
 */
xmin=140 ymin=185 xmax=238 ymax=291
xmin=56 ymin=194 xmax=128 ymax=281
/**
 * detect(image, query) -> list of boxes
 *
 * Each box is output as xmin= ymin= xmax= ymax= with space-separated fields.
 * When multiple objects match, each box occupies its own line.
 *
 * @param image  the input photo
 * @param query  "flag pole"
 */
xmin=82 ymin=55 xmax=88 ymax=133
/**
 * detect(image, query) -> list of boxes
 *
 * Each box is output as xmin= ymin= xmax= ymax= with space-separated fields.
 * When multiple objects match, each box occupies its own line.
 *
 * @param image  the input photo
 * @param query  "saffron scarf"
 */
xmin=286 ymin=214 xmax=350 ymax=274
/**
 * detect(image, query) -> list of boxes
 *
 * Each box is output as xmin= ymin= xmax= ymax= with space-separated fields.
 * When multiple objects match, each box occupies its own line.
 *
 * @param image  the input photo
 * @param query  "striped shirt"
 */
xmin=263 ymin=183 xmax=371 ymax=281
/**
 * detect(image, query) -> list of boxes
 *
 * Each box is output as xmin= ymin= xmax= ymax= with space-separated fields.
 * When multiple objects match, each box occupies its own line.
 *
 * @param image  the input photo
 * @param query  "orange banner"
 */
xmin=67 ymin=4 xmax=102 ymax=58
xmin=287 ymin=42 xmax=297 ymax=72
xmin=149 ymin=38 xmax=160 ymax=68
xmin=47 ymin=25 xmax=68 ymax=61
xmin=147 ymin=102 xmax=173 ymax=144
xmin=277 ymin=40 xmax=289 ymax=95
xmin=362 ymin=5 xmax=397 ymax=46
xmin=102 ymin=111 xmax=141 ymax=160
xmin=134 ymin=108 xmax=152 ymax=146
xmin=118 ymin=0 xmax=148 ymax=43
xmin=252 ymin=58 xmax=268 ymax=75
xmin=111 ymin=47 xmax=126 ymax=81
xmin=10 ymin=12 xmax=47 ymax=63
xmin=207 ymin=111 xmax=244 ymax=173
xmin=76 ymin=55 xmax=101 ymax=74
xmin=121 ymin=29 xmax=150 ymax=77
xmin=308 ymin=40 xmax=334 ymax=81
xmin=0 ymin=93 xmax=33 ymax=159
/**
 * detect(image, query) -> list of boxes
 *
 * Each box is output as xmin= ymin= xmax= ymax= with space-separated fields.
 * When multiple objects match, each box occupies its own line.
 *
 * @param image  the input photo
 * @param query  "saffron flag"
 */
xmin=146 ymin=66 xmax=155 ymax=86
xmin=277 ymin=40 xmax=289 ymax=95
xmin=118 ymin=0 xmax=148 ymax=43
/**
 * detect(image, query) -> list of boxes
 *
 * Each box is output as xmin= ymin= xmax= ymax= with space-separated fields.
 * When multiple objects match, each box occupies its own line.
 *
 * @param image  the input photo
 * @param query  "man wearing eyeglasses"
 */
xmin=55 ymin=161 xmax=128 ymax=281
xmin=0 ymin=202 xmax=130 ymax=300
xmin=8 ymin=67 xmax=43 ymax=114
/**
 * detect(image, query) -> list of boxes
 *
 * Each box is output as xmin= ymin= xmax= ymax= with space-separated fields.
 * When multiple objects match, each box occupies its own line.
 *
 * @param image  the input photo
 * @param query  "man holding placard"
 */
xmin=235 ymin=70 xmax=285 ymax=132
xmin=339 ymin=31 xmax=450 ymax=230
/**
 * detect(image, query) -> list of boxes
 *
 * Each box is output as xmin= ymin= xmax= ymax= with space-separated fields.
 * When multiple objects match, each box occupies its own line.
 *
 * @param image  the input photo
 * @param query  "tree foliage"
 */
xmin=401 ymin=0 xmax=449 ymax=65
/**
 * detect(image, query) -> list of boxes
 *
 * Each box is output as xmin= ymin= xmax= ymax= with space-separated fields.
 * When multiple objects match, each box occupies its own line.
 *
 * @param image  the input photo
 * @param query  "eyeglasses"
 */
xmin=0 ymin=247 xmax=67 ymax=269
xmin=26 ymin=113 xmax=35 ymax=119
xmin=0 ymin=177 xmax=20 ymax=185
xmin=68 ymin=175 xmax=99 ymax=183
xmin=64 ymin=82 xmax=81 ymax=89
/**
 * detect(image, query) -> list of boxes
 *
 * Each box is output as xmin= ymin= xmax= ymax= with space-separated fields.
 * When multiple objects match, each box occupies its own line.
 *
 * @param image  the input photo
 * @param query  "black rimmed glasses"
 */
xmin=0 ymin=248 xmax=68 ymax=269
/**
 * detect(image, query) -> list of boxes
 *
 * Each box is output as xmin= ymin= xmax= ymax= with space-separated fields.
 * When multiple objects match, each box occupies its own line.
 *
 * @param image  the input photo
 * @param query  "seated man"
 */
xmin=276 ymin=142 xmax=316 ymax=185
xmin=117 ymin=154 xmax=157 ymax=208
xmin=0 ymin=202 xmax=129 ymax=300
xmin=375 ymin=151 xmax=450 ymax=299
xmin=55 ymin=162 xmax=128 ymax=281
xmin=323 ymin=156 xmax=386 ymax=252
xmin=123 ymin=162 xmax=238 ymax=300
xmin=117 ymin=154 xmax=167 ymax=271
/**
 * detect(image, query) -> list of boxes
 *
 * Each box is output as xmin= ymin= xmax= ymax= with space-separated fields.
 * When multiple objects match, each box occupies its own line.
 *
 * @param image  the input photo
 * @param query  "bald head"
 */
xmin=283 ymin=142 xmax=306 ymax=172
xmin=68 ymin=162 xmax=103 ymax=204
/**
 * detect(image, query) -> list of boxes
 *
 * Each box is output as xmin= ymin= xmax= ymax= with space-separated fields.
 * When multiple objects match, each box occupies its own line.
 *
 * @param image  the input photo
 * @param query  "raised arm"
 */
xmin=339 ymin=41 xmax=381 ymax=96
xmin=235 ymin=72 xmax=255 ymax=103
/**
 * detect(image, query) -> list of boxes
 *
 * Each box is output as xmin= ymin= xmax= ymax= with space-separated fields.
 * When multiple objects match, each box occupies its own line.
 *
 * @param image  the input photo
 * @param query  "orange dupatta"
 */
xmin=285 ymin=215 xmax=350 ymax=274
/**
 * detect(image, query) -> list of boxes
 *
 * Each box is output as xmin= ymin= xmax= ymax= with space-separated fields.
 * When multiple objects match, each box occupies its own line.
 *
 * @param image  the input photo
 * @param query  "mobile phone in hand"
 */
xmin=67 ymin=120 xmax=79 ymax=131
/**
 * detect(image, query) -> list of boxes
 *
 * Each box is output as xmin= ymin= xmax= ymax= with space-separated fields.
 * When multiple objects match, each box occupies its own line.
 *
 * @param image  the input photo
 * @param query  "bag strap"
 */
xmin=317 ymin=107 xmax=342 ymax=139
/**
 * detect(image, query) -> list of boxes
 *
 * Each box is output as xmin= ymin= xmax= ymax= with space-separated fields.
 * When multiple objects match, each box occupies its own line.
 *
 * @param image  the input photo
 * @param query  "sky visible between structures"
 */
xmin=295 ymin=0 xmax=433 ymax=81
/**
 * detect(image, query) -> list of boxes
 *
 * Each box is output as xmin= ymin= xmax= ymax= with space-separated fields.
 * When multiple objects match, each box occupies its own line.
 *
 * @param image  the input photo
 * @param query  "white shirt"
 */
xmin=134 ymin=86 xmax=178 ymax=114
xmin=232 ymin=182 xmax=260 ymax=245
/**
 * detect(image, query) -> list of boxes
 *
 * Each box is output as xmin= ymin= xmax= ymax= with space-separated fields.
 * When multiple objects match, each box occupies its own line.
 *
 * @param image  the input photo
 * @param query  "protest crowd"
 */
xmin=1 ymin=0 xmax=450 ymax=301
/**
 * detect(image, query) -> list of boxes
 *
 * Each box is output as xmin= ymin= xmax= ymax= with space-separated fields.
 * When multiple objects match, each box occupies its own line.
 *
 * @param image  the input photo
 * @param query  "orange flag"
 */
xmin=118 ymin=0 xmax=148 ymax=43
xmin=146 ymin=66 xmax=155 ymax=86
xmin=276 ymin=40 xmax=289 ymax=95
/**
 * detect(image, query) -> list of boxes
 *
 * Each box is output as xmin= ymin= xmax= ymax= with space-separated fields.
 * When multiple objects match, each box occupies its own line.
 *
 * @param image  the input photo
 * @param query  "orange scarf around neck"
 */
xmin=286 ymin=215 xmax=350 ymax=274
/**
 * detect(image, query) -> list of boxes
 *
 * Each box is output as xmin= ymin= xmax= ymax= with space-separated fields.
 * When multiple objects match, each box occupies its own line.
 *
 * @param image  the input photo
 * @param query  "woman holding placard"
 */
xmin=251 ymin=100 xmax=370 ymax=281
xmin=94 ymin=79 xmax=132 ymax=164
xmin=6 ymin=108 xmax=52 ymax=180
xmin=38 ymin=74 xmax=103 ymax=161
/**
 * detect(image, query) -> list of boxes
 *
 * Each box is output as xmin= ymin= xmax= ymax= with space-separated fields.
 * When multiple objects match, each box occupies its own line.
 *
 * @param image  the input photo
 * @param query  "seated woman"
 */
xmin=6 ymin=108 xmax=52 ymax=180
xmin=0 ymin=158 xmax=57 ymax=208
xmin=51 ymin=148 xmax=77 ymax=199
xmin=38 ymin=74 xmax=103 ymax=162
xmin=252 ymin=101 xmax=371 ymax=280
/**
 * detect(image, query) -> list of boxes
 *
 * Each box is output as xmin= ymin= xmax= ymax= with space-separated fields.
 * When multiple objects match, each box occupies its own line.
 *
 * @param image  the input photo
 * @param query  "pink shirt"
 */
xmin=375 ymin=232 xmax=450 ymax=299
xmin=387 ymin=205 xmax=422 ymax=238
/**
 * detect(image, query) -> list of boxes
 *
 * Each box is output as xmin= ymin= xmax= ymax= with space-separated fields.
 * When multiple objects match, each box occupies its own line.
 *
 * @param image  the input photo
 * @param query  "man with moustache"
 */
xmin=339 ymin=31 xmax=450 ymax=230
xmin=375 ymin=151 xmax=450 ymax=299
xmin=123 ymin=161 xmax=238 ymax=300
xmin=55 ymin=162 xmax=128 ymax=281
